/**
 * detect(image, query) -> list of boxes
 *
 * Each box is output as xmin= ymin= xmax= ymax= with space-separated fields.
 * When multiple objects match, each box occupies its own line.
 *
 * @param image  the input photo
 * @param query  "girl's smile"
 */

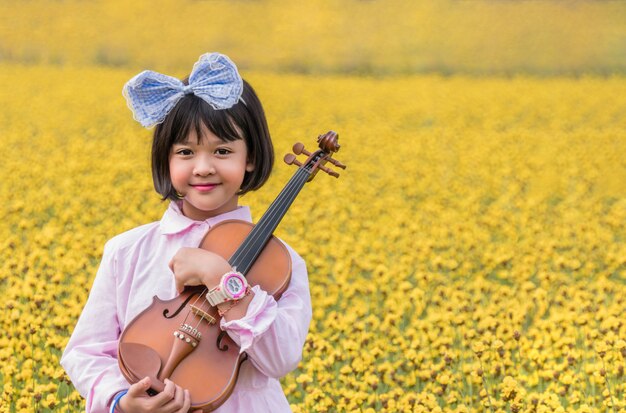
xmin=169 ymin=125 xmax=254 ymax=221
xmin=190 ymin=183 xmax=219 ymax=192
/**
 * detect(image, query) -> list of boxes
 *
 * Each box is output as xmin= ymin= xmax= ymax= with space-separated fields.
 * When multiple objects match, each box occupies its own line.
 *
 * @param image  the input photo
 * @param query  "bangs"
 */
xmin=169 ymin=95 xmax=244 ymax=145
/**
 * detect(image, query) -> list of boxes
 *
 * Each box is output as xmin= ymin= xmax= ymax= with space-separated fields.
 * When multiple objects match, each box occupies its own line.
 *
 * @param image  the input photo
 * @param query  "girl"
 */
xmin=61 ymin=53 xmax=312 ymax=413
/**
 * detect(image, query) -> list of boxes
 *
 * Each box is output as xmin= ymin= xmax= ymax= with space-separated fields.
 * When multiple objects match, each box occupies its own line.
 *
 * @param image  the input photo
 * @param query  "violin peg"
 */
xmin=284 ymin=153 xmax=303 ymax=167
xmin=328 ymin=157 xmax=347 ymax=170
xmin=292 ymin=142 xmax=311 ymax=156
xmin=319 ymin=164 xmax=340 ymax=178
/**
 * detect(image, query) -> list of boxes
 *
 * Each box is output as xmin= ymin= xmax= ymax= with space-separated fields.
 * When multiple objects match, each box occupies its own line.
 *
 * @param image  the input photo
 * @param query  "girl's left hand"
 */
xmin=169 ymin=247 xmax=232 ymax=293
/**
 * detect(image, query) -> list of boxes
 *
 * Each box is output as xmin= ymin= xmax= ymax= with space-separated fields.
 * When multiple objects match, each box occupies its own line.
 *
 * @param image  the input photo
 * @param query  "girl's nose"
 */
xmin=193 ymin=155 xmax=216 ymax=176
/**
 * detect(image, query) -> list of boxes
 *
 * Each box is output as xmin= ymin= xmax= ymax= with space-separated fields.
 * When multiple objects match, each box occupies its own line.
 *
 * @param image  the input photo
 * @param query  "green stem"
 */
xmin=478 ymin=357 xmax=495 ymax=413
xmin=600 ymin=357 xmax=617 ymax=413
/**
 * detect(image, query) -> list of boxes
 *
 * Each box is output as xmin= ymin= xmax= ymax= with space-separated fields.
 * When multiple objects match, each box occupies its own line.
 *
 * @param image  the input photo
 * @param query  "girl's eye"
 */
xmin=176 ymin=149 xmax=193 ymax=156
xmin=216 ymin=148 xmax=231 ymax=155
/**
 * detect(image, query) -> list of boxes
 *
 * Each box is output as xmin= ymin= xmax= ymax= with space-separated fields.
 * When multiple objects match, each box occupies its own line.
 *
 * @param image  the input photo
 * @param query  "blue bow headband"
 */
xmin=122 ymin=52 xmax=244 ymax=128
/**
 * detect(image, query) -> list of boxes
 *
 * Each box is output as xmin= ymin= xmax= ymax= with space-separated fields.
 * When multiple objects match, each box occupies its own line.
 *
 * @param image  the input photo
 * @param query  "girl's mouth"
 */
xmin=191 ymin=183 xmax=219 ymax=192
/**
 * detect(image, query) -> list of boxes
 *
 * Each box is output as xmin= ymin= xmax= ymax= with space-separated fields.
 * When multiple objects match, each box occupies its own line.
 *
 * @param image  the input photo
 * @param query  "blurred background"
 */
xmin=2 ymin=0 xmax=625 ymax=76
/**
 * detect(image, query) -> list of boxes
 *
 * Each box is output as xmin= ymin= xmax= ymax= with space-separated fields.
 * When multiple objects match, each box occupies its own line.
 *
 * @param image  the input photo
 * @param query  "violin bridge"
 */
xmin=190 ymin=305 xmax=217 ymax=325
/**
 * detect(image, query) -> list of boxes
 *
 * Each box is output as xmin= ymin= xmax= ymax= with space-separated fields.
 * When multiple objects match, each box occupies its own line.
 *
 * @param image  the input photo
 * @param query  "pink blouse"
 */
xmin=61 ymin=202 xmax=312 ymax=412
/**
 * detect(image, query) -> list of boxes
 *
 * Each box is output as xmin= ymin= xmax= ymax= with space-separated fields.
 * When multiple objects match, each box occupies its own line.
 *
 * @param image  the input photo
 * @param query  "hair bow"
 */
xmin=122 ymin=53 xmax=243 ymax=128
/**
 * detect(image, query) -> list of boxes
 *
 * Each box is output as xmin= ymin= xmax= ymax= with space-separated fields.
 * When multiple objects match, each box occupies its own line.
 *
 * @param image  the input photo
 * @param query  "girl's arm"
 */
xmin=219 ymin=247 xmax=312 ymax=378
xmin=60 ymin=241 xmax=129 ymax=412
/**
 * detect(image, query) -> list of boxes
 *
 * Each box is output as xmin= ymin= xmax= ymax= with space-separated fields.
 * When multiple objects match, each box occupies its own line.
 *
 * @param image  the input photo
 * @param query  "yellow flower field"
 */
xmin=1 ymin=63 xmax=625 ymax=413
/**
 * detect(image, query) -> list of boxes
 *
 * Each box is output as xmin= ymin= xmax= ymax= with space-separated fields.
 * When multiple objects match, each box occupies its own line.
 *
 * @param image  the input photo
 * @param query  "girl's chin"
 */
xmin=181 ymin=198 xmax=237 ymax=219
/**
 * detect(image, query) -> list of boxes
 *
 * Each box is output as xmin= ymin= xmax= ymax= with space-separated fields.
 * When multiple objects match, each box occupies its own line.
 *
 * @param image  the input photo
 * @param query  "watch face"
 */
xmin=224 ymin=273 xmax=246 ymax=299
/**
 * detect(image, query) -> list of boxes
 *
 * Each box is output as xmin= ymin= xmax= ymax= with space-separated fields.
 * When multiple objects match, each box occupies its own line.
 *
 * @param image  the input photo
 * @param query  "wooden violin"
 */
xmin=117 ymin=131 xmax=346 ymax=411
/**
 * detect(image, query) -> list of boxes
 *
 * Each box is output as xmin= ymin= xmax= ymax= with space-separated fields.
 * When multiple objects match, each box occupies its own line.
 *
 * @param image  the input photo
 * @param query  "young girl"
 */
xmin=61 ymin=53 xmax=312 ymax=413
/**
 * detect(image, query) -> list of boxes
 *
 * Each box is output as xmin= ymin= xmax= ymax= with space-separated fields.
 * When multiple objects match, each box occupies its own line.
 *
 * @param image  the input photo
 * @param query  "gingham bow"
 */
xmin=122 ymin=53 xmax=243 ymax=128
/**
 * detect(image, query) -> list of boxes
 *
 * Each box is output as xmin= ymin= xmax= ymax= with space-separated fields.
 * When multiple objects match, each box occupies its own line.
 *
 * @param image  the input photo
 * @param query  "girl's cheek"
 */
xmin=169 ymin=160 xmax=187 ymax=187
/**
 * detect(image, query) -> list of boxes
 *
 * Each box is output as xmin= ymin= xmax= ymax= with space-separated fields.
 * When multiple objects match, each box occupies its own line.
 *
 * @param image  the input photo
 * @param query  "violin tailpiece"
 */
xmin=160 ymin=329 xmax=200 ymax=380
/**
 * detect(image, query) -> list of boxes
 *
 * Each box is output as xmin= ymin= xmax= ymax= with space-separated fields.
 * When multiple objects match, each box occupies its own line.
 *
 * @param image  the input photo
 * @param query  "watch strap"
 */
xmin=206 ymin=285 xmax=229 ymax=306
xmin=206 ymin=271 xmax=248 ymax=306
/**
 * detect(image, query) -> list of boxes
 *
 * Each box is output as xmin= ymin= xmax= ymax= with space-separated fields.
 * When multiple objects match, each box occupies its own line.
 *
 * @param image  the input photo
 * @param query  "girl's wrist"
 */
xmin=202 ymin=263 xmax=233 ymax=288
xmin=202 ymin=269 xmax=224 ymax=289
xmin=218 ymin=289 xmax=254 ymax=319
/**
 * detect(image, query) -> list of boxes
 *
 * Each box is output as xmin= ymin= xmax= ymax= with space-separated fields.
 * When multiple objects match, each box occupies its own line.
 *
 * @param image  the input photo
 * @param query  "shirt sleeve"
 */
xmin=220 ymin=249 xmax=312 ymax=379
xmin=60 ymin=241 xmax=129 ymax=413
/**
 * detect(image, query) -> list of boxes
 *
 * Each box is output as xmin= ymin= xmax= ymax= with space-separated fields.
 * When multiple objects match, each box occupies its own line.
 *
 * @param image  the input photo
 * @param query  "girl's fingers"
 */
xmin=174 ymin=389 xmax=192 ymax=413
xmin=118 ymin=376 xmax=151 ymax=413
xmin=162 ymin=382 xmax=186 ymax=413
xmin=175 ymin=279 xmax=185 ymax=294
xmin=168 ymin=250 xmax=182 ymax=272
xmin=126 ymin=376 xmax=151 ymax=398
xmin=151 ymin=378 xmax=177 ymax=407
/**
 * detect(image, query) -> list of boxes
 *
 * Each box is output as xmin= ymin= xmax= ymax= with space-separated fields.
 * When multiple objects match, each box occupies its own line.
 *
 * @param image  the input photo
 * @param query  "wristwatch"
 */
xmin=206 ymin=271 xmax=250 ymax=306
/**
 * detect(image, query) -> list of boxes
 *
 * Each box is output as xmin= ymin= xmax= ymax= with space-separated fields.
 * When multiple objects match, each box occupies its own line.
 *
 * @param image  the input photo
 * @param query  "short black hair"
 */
xmin=151 ymin=79 xmax=274 ymax=201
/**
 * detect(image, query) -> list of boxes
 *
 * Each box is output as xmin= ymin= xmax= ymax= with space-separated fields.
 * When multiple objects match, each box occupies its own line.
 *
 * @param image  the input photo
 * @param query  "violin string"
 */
xmin=185 ymin=289 xmax=217 ymax=327
xmin=183 ymin=289 xmax=204 ymax=326
xmin=228 ymin=167 xmax=306 ymax=269
xmin=240 ymin=164 xmax=311 ymax=267
xmin=194 ymin=289 xmax=208 ymax=329
xmin=232 ymin=166 xmax=310 ymax=274
xmin=182 ymin=286 xmax=211 ymax=329
xmin=230 ymin=166 xmax=311 ymax=274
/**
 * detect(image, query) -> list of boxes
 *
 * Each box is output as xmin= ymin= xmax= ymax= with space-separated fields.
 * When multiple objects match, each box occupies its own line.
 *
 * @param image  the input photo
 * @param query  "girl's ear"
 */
xmin=245 ymin=160 xmax=255 ymax=172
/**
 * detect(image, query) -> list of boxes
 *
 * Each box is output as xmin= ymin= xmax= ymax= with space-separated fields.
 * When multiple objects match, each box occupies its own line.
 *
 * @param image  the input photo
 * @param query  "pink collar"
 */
xmin=159 ymin=201 xmax=252 ymax=235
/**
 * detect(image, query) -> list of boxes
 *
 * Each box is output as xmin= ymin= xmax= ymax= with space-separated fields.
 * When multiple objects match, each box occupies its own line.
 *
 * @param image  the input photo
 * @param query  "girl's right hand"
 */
xmin=117 ymin=377 xmax=201 ymax=413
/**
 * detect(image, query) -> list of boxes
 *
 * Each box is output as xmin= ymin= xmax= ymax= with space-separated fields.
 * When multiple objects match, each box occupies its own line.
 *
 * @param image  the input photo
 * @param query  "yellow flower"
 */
xmin=595 ymin=341 xmax=609 ymax=358
xmin=43 ymin=394 xmax=57 ymax=410
xmin=472 ymin=341 xmax=487 ymax=357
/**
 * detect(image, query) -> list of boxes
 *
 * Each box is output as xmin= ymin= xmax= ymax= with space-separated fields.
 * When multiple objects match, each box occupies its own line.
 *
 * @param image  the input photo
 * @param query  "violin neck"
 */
xmin=228 ymin=166 xmax=311 ymax=275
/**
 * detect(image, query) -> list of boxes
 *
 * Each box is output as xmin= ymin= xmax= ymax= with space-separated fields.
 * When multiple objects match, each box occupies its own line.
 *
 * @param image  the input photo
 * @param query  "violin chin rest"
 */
xmin=119 ymin=342 xmax=165 ymax=393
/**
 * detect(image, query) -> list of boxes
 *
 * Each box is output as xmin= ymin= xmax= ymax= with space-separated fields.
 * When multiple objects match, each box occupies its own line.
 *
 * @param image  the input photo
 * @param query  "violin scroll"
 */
xmin=317 ymin=131 xmax=340 ymax=153
xmin=283 ymin=131 xmax=346 ymax=180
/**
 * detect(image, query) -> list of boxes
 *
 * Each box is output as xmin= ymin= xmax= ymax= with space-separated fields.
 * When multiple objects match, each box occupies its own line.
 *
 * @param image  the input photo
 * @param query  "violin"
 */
xmin=117 ymin=131 xmax=346 ymax=411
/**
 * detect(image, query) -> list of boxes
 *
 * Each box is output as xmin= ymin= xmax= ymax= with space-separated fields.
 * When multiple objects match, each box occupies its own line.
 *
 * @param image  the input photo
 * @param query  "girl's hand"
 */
xmin=169 ymin=247 xmax=232 ymax=293
xmin=117 ymin=377 xmax=201 ymax=413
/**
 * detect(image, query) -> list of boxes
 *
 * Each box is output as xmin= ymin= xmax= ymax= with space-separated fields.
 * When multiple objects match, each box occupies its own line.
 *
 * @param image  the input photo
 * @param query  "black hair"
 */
xmin=151 ymin=79 xmax=274 ymax=200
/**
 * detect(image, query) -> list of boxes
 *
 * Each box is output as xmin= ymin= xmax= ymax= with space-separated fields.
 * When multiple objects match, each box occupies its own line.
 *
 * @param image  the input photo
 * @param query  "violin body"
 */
xmin=118 ymin=220 xmax=291 ymax=411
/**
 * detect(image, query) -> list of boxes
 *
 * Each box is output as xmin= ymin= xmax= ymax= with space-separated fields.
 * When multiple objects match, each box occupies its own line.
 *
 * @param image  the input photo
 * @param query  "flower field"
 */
xmin=1 ymin=63 xmax=626 ymax=412
xmin=2 ymin=0 xmax=626 ymax=411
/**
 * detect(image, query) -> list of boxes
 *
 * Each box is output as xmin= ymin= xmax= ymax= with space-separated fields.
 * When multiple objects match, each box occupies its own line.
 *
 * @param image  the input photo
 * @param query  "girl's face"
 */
xmin=169 ymin=124 xmax=254 ymax=221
